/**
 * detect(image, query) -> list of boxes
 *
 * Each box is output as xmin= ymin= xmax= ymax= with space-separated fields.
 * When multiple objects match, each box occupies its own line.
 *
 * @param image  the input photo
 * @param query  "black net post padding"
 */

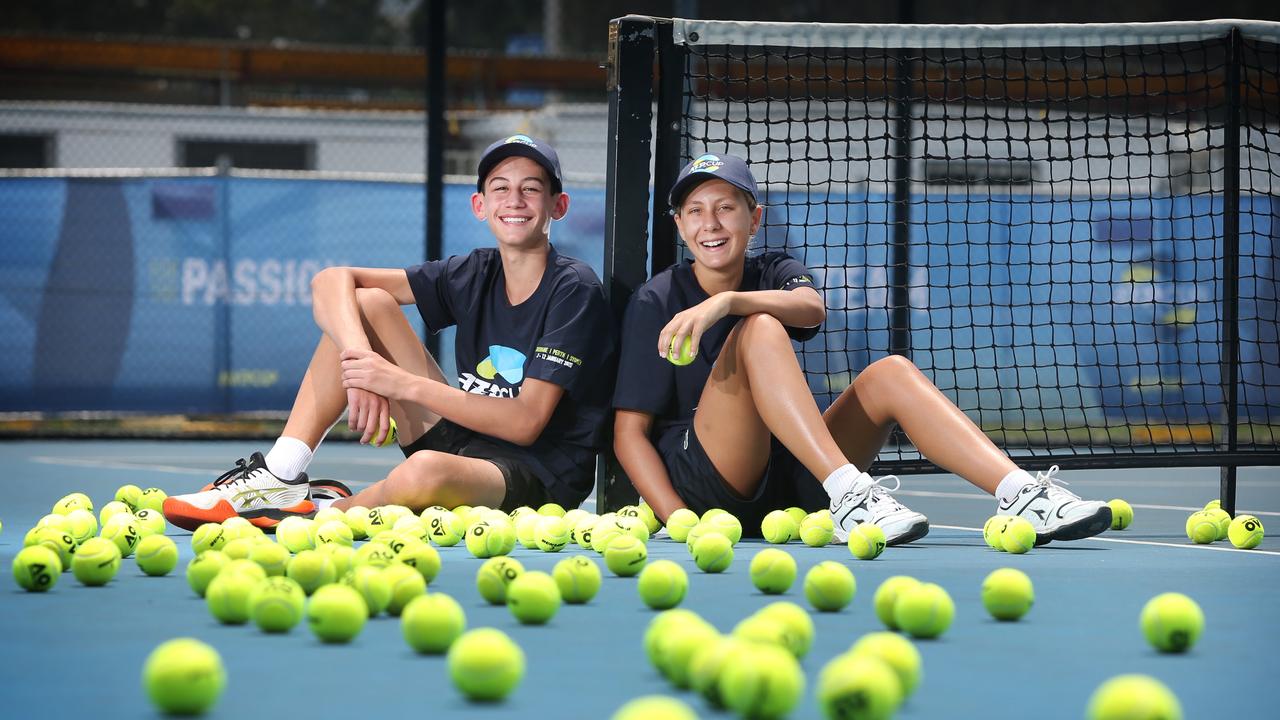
xmin=1219 ymin=27 xmax=1242 ymax=516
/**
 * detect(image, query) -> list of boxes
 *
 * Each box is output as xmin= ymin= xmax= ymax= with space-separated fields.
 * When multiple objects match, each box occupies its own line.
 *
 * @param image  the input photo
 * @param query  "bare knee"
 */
xmin=382 ymin=451 xmax=452 ymax=506
xmin=861 ymin=354 xmax=921 ymax=384
xmin=356 ymin=287 xmax=402 ymax=323
xmin=737 ymin=312 xmax=789 ymax=344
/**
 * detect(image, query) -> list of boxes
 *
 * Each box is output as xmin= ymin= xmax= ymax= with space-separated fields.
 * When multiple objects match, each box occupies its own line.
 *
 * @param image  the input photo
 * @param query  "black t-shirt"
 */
xmin=612 ymin=252 xmax=819 ymax=446
xmin=405 ymin=245 xmax=617 ymax=507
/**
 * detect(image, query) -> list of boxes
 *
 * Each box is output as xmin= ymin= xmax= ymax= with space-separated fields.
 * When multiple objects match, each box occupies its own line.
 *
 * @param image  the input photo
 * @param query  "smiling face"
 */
xmin=472 ymin=156 xmax=569 ymax=250
xmin=672 ymin=178 xmax=762 ymax=273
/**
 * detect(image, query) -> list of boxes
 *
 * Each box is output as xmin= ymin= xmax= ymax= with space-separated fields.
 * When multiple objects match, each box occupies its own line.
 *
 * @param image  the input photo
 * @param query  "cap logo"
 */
xmin=504 ymin=134 xmax=537 ymax=148
xmin=690 ymin=154 xmax=724 ymax=174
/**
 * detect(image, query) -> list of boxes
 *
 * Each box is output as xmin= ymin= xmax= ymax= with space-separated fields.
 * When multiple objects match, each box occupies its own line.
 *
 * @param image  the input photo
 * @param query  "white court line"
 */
xmin=897 ymin=488 xmax=1280 ymax=518
xmin=31 ymin=455 xmax=211 ymax=476
xmin=933 ymin=523 xmax=1280 ymax=557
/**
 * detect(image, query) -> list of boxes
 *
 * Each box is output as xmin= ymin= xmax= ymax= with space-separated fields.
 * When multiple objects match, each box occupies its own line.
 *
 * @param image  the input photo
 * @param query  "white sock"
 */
xmin=995 ymin=469 xmax=1037 ymax=505
xmin=822 ymin=463 xmax=866 ymax=501
xmin=264 ymin=436 xmax=313 ymax=481
xmin=314 ymin=497 xmax=337 ymax=511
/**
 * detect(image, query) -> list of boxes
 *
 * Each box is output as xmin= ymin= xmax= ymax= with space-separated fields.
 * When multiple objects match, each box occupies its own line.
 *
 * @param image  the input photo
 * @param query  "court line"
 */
xmin=933 ymin=523 xmax=1280 ymax=557
xmin=898 ymin=488 xmax=1280 ymax=517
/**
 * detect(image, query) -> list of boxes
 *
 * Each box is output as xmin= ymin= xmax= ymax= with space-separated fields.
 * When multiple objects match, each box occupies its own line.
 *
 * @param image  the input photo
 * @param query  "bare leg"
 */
xmin=693 ymin=313 xmax=849 ymax=497
xmin=332 ymin=452 xmax=506 ymax=511
xmin=823 ymin=355 xmax=1017 ymax=494
xmin=282 ymin=288 xmax=447 ymax=449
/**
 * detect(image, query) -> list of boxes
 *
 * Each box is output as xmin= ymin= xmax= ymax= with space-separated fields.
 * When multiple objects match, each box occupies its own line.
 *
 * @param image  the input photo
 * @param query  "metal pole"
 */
xmin=424 ymin=0 xmax=445 ymax=357
xmin=888 ymin=0 xmax=915 ymax=360
xmin=1219 ymin=27 xmax=1242 ymax=516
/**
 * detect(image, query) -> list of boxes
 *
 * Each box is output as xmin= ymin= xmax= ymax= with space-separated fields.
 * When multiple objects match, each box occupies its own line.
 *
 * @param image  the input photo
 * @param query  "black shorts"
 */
xmin=656 ymin=424 xmax=827 ymax=538
xmin=400 ymin=419 xmax=551 ymax=513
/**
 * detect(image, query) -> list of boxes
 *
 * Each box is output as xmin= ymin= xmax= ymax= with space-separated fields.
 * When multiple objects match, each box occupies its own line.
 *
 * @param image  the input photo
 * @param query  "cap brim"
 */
xmin=477 ymin=145 xmax=562 ymax=194
xmin=668 ymin=174 xmax=754 ymax=210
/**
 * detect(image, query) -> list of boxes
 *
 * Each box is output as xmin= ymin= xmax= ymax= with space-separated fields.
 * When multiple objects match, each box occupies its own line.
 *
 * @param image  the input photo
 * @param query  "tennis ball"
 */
xmin=185 ymin=551 xmax=229 ymax=597
xmin=64 ymin=508 xmax=99 ymax=543
xmin=402 ymin=592 xmax=466 ymax=654
xmin=137 ymin=487 xmax=168 ymax=513
xmin=133 ymin=509 xmax=166 ymax=538
xmin=464 ymin=520 xmax=500 ymax=558
xmin=275 ymin=517 xmax=314 ymax=553
xmin=320 ymin=544 xmax=356 ymax=578
xmin=804 ymin=560 xmax=856 ymax=612
xmin=447 ymin=628 xmax=525 ymax=701
xmin=363 ymin=507 xmax=392 ymax=536
xmin=314 ymin=519 xmax=354 ymax=548
xmin=665 ymin=508 xmax=699 ymax=542
xmin=984 ymin=516 xmax=1012 ymax=550
xmin=1140 ymin=592 xmax=1204 ymax=653
xmin=1185 ymin=511 xmax=1218 ymax=544
xmin=756 ymin=600 xmax=816 ymax=658
xmin=135 ymin=535 xmax=179 ymax=576
xmin=688 ymin=636 xmax=745 ymax=707
xmin=1228 ymin=514 xmax=1264 ymax=549
xmin=142 ymin=638 xmax=225 ymax=715
xmin=538 ymin=502 xmax=566 ymax=517
xmin=668 ymin=335 xmax=696 ymax=365
xmin=398 ymin=542 xmax=441 ymax=584
xmin=101 ymin=513 xmax=142 ymax=558
xmin=1086 ymin=674 xmax=1183 ymax=720
xmin=507 ymin=570 xmax=561 ymax=625
xmin=190 ymin=523 xmax=228 ymax=555
xmin=246 ymin=541 xmax=289 ymax=577
xmin=645 ymin=609 xmax=713 ymax=672
xmin=591 ymin=518 xmax=625 ymax=554
xmin=71 ymin=537 xmax=122 ymax=586
xmin=533 ymin=515 xmax=569 ymax=553
xmin=701 ymin=508 xmax=727 ymax=523
xmin=341 ymin=565 xmax=391 ymax=616
xmin=692 ymin=532 xmax=734 ymax=573
xmin=221 ymin=558 xmax=267 ymax=583
xmin=37 ymin=512 xmax=70 ymax=533
xmin=573 ymin=516 xmax=599 ymax=550
xmin=1203 ymin=508 xmax=1231 ymax=541
xmin=382 ymin=563 xmax=427 ymax=616
xmin=636 ymin=502 xmax=661 ymax=534
xmin=1000 ymin=516 xmax=1037 ymax=554
xmin=13 ymin=545 xmax=62 ymax=591
xmin=552 ymin=555 xmax=602 ymax=604
xmin=308 ymin=583 xmax=368 ymax=642
xmin=54 ymin=491 xmax=93 ymax=515
xmin=761 ymin=510 xmax=798 ymax=544
xmin=426 ymin=511 xmax=463 ymax=547
xmin=604 ymin=534 xmax=648 ymax=577
xmin=894 ymin=582 xmax=954 ymax=639
xmin=612 ymin=696 xmax=699 ymax=720
xmin=749 ymin=548 xmax=797 ymax=594
xmin=849 ymin=631 xmax=923 ymax=697
xmin=115 ymin=484 xmax=144 ymax=511
xmin=1108 ymin=499 xmax=1134 ymax=530
xmin=372 ymin=416 xmax=398 ymax=447
xmin=206 ymin=570 xmax=257 ymax=624
xmin=98 ymin=500 xmax=131 ymax=526
xmin=394 ymin=515 xmax=430 ymax=544
xmin=477 ymin=556 xmax=526 ymax=605
xmin=718 ymin=643 xmax=805 ymax=720
xmin=33 ymin=526 xmax=76 ymax=570
xmin=658 ymin=622 xmax=722 ymax=687
xmin=353 ymin=542 xmax=396 ymax=569
xmin=286 ymin=549 xmax=336 ymax=594
xmin=732 ymin=614 xmax=790 ymax=649
xmin=250 ymin=576 xmax=306 ymax=632
xmin=847 ymin=523 xmax=887 ymax=560
xmin=614 ymin=515 xmax=651 ymax=542
xmin=706 ymin=513 xmax=743 ymax=544
xmin=817 ymin=652 xmax=903 ymax=720
xmin=221 ymin=537 xmax=255 ymax=561
xmin=637 ymin=559 xmax=688 ymax=609
xmin=799 ymin=512 xmax=835 ymax=547
xmin=982 ymin=567 xmax=1035 ymax=621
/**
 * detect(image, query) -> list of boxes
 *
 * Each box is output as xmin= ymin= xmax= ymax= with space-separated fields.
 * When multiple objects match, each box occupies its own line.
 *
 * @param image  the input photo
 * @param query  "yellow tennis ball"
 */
xmin=286 ymin=549 xmax=336 ymax=594
xmin=137 ymin=487 xmax=168 ymax=513
xmin=1140 ymin=592 xmax=1204 ymax=653
xmin=1108 ymin=499 xmax=1134 ymax=530
xmin=537 ymin=502 xmax=566 ymax=517
xmin=983 ymin=516 xmax=1012 ymax=550
xmin=817 ymin=652 xmax=903 ymax=720
xmin=142 ymin=638 xmax=225 ymax=715
xmin=849 ymin=631 xmax=923 ymax=697
xmin=221 ymin=537 xmax=255 ymax=561
xmin=506 ymin=570 xmax=561 ymax=625
xmin=373 ymin=417 xmax=398 ymax=448
xmin=1185 ymin=511 xmax=1218 ymax=544
xmin=552 ymin=555 xmax=602 ymax=604
xmin=248 ymin=541 xmax=290 ymax=577
xmin=465 ymin=520 xmax=503 ymax=558
xmin=340 ymin=564 xmax=390 ymax=616
xmin=873 ymin=575 xmax=922 ymax=630
xmin=353 ymin=542 xmax=396 ymax=569
xmin=612 ymin=696 xmax=699 ymax=720
xmin=115 ymin=484 xmax=144 ymax=511
xmin=614 ymin=515 xmax=651 ymax=543
xmin=1228 ymin=514 xmax=1264 ymax=549
xmin=604 ymin=535 xmax=649 ymax=577
xmin=668 ymin=335 xmax=696 ymax=366
xmin=98 ymin=501 xmax=131 ymax=527
xmin=755 ymin=600 xmax=815 ymax=658
xmin=382 ymin=563 xmax=427 ymax=616
xmin=665 ymin=508 xmax=699 ymax=543
xmin=250 ymin=576 xmax=306 ymax=633
xmin=72 ymin=537 xmax=122 ymax=586
xmin=637 ymin=559 xmax=688 ymax=609
xmin=636 ymin=502 xmax=661 ymax=534
xmin=206 ymin=571 xmax=257 ymax=624
xmin=657 ymin=620 xmax=721 ymax=687
xmin=1086 ymin=674 xmax=1183 ymax=720
xmin=804 ymin=560 xmax=855 ymax=612
xmin=64 ymin=508 xmax=99 ymax=543
xmin=799 ymin=512 xmax=835 ymax=547
xmin=761 ymin=510 xmax=798 ymax=544
xmin=732 ymin=614 xmax=790 ymax=649
xmin=191 ymin=523 xmax=228 ymax=555
xmin=36 ymin=512 xmax=71 ymax=533
xmin=591 ymin=517 xmax=625 ymax=554
xmin=402 ymin=592 xmax=467 ymax=654
xmin=427 ymin=511 xmax=463 ymax=546
xmin=705 ymin=513 xmax=743 ymax=545
xmin=133 ymin=509 xmax=166 ymax=538
xmin=847 ymin=523 xmax=886 ymax=560
xmin=1203 ymin=508 xmax=1231 ymax=541
xmin=185 ymin=550 xmax=229 ymax=597
xmin=894 ymin=582 xmax=954 ymax=639
xmin=718 ymin=643 xmax=805 ymax=720
xmin=101 ymin=513 xmax=142 ymax=557
xmin=688 ymin=636 xmax=745 ymax=707
xmin=33 ymin=526 xmax=76 ymax=570
xmin=534 ymin=515 xmax=570 ymax=553
xmin=982 ymin=567 xmax=1034 ymax=621
xmin=307 ymin=583 xmax=368 ymax=642
xmin=692 ymin=532 xmax=734 ymax=573
xmin=322 ymin=542 xmax=356 ymax=580
xmin=1000 ymin=516 xmax=1036 ymax=554
xmin=53 ymin=492 xmax=93 ymax=515
xmin=749 ymin=548 xmax=797 ymax=594
xmin=477 ymin=557 xmax=526 ymax=605
xmin=135 ymin=535 xmax=179 ymax=576
xmin=221 ymin=558 xmax=267 ymax=583
xmin=315 ymin=520 xmax=354 ymax=548
xmin=447 ymin=628 xmax=525 ymax=701
xmin=645 ymin=609 xmax=713 ymax=673
xmin=13 ymin=545 xmax=62 ymax=591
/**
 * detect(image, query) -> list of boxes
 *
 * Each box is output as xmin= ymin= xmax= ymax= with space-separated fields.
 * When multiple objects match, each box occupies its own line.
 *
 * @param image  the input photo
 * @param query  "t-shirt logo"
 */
xmin=504 ymin=134 xmax=537 ymax=148
xmin=476 ymin=345 xmax=527 ymax=385
xmin=690 ymin=154 xmax=724 ymax=174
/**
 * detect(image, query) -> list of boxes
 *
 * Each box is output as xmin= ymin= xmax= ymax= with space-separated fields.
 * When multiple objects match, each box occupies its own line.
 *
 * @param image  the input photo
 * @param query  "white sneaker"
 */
xmin=163 ymin=452 xmax=314 ymax=531
xmin=831 ymin=473 xmax=930 ymax=546
xmin=997 ymin=466 xmax=1112 ymax=543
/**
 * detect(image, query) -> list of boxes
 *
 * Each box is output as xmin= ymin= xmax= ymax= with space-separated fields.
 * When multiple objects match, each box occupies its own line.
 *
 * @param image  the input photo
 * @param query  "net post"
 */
xmin=1219 ymin=25 xmax=1243 ymax=517
xmin=423 ymin=0 xmax=445 ymax=361
xmin=598 ymin=14 xmax=657 ymax=513
xmin=888 ymin=43 xmax=915 ymax=360
xmin=651 ymin=19 xmax=684 ymax=275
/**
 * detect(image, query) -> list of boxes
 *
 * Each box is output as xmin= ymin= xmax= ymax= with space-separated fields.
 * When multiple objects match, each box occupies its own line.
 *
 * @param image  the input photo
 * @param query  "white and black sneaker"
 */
xmin=831 ymin=473 xmax=930 ymax=546
xmin=163 ymin=452 xmax=314 ymax=531
xmin=997 ymin=466 xmax=1112 ymax=544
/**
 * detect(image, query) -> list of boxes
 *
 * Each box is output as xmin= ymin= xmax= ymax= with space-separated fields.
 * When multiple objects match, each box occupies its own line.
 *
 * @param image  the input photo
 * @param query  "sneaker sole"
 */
xmin=886 ymin=520 xmax=930 ymax=546
xmin=163 ymin=497 xmax=235 ymax=532
xmin=1041 ymin=506 xmax=1114 ymax=543
xmin=241 ymin=501 xmax=317 ymax=530
xmin=308 ymin=478 xmax=354 ymax=500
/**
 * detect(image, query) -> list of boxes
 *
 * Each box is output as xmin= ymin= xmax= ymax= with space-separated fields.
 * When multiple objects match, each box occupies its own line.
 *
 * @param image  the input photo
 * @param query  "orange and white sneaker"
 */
xmin=163 ymin=452 xmax=314 ymax=531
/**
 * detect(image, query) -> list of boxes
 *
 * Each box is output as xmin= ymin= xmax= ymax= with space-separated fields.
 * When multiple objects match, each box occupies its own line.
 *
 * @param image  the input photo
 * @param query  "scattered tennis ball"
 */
xmin=732 ymin=614 xmax=790 ymax=650
xmin=206 ymin=571 xmax=257 ymax=624
xmin=250 ymin=576 xmax=306 ymax=633
xmin=1108 ymin=499 xmax=1134 ymax=530
xmin=718 ymin=643 xmax=805 ymax=720
xmin=247 ymin=541 xmax=290 ymax=577
xmin=186 ymin=551 xmax=229 ymax=597
xmin=700 ymin=508 xmax=728 ymax=523
xmin=142 ymin=638 xmax=225 ymax=715
xmin=552 ymin=555 xmax=602 ymax=604
xmin=611 ymin=695 xmax=698 ymax=720
xmin=1000 ymin=516 xmax=1036 ymax=554
xmin=36 ymin=513 xmax=71 ymax=533
xmin=402 ymin=592 xmax=466 ymax=654
xmin=53 ymin=492 xmax=93 ymax=515
xmin=115 ymin=484 xmax=144 ymax=511
xmin=982 ymin=567 xmax=1034 ymax=621
xmin=756 ymin=600 xmax=815 ymax=658
xmin=692 ymin=532 xmax=734 ymax=573
xmin=804 ymin=560 xmax=855 ymax=612
xmin=477 ymin=556 xmax=525 ymax=605
xmin=894 ymin=582 xmax=954 ymax=639
xmin=847 ymin=523 xmax=886 ymax=560
xmin=1086 ymin=674 xmax=1183 ymax=720
xmin=507 ymin=570 xmax=561 ymax=625
xmin=688 ymin=636 xmax=744 ymax=707
xmin=592 ymin=517 xmax=626 ymax=554
xmin=33 ymin=526 xmax=76 ymax=570
xmin=13 ymin=545 xmax=61 ymax=591
xmin=314 ymin=520 xmax=354 ymax=548
xmin=658 ymin=620 xmax=721 ymax=687
xmin=191 ymin=523 xmax=228 ymax=555
xmin=849 ymin=631 xmax=923 ymax=697
xmin=286 ymin=550 xmax=336 ymax=595
xmin=448 ymin=628 xmax=525 ymax=701
xmin=275 ymin=517 xmax=314 ymax=553
xmin=101 ymin=513 xmax=142 ymax=558
xmin=636 ymin=502 xmax=661 ymax=534
xmin=705 ymin=513 xmax=743 ymax=545
xmin=64 ymin=508 xmax=99 ymax=543
xmin=644 ymin=608 xmax=711 ymax=672
xmin=799 ymin=511 xmax=835 ymax=547
xmin=353 ymin=542 xmax=396 ymax=569
xmin=1185 ymin=511 xmax=1218 ymax=544
xmin=133 ymin=509 xmax=166 ymax=538
xmin=398 ymin=542 xmax=441 ymax=585
xmin=137 ymin=487 xmax=168 ymax=513
xmin=1203 ymin=508 xmax=1231 ymax=541
xmin=637 ymin=559 xmax=688 ymax=609
xmin=538 ymin=502 xmax=566 ymax=517
xmin=135 ymin=535 xmax=179 ymax=576
xmin=382 ymin=563 xmax=427 ymax=616
xmin=683 ymin=522 xmax=712 ymax=552
xmin=983 ymin=516 xmax=1011 ymax=550
xmin=761 ymin=510 xmax=799 ymax=544
xmin=71 ymin=537 xmax=122 ymax=586
xmin=1140 ymin=592 xmax=1204 ymax=653
xmin=817 ymin=652 xmax=903 ymax=720
xmin=749 ymin=548 xmax=797 ymax=594
xmin=604 ymin=535 xmax=649 ymax=577
xmin=221 ymin=558 xmax=267 ymax=583
xmin=221 ymin=538 xmax=255 ymax=561
xmin=665 ymin=508 xmax=699 ymax=543
xmin=872 ymin=576 xmax=922 ymax=630
xmin=1228 ymin=514 xmax=1264 ymax=549
xmin=308 ymin=583 xmax=368 ymax=643
xmin=614 ymin=515 xmax=651 ymax=543
xmin=98 ymin=501 xmax=131 ymax=527
xmin=341 ymin=565 xmax=391 ymax=616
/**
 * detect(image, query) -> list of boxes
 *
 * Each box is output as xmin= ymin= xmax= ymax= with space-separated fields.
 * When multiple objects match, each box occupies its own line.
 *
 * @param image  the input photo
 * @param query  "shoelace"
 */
xmin=211 ymin=458 xmax=255 ymax=490
xmin=865 ymin=475 xmax=907 ymax=512
xmin=1033 ymin=465 xmax=1082 ymax=501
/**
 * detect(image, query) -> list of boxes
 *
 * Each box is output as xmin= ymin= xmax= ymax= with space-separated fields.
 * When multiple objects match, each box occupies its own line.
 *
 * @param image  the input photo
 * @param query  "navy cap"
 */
xmin=667 ymin=153 xmax=758 ymax=210
xmin=476 ymin=134 xmax=563 ymax=194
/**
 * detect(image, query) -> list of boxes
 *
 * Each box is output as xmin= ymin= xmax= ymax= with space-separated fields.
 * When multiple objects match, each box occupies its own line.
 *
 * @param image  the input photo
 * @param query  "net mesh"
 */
xmin=673 ymin=25 xmax=1279 ymax=464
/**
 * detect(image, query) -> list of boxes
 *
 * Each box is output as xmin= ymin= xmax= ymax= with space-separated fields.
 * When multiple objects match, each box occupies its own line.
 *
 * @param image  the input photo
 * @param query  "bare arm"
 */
xmin=657 ymin=286 xmax=825 ymax=360
xmin=613 ymin=409 xmax=687 ymax=523
xmin=311 ymin=267 xmax=416 ymax=353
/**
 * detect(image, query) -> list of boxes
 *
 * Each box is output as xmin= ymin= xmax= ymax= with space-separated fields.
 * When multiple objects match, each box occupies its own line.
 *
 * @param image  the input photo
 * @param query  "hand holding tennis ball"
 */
xmin=668 ymin=335 xmax=696 ymax=366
